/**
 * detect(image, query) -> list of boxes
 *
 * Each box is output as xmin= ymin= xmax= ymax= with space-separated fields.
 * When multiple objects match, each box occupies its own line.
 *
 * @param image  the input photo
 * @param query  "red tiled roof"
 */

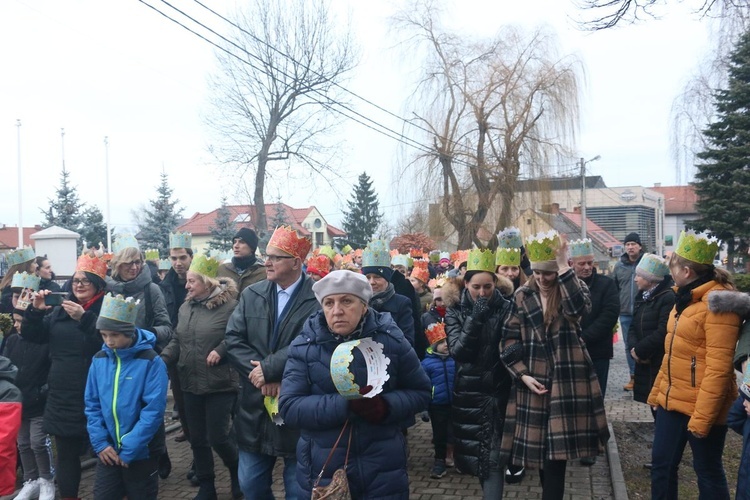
xmin=559 ymin=211 xmax=621 ymax=249
xmin=0 ymin=226 xmax=40 ymax=250
xmin=650 ymin=186 xmax=697 ymax=215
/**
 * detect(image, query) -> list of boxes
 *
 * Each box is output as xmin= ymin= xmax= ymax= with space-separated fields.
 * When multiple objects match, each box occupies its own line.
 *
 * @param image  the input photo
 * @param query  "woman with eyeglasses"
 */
xmin=21 ymin=254 xmax=109 ymax=500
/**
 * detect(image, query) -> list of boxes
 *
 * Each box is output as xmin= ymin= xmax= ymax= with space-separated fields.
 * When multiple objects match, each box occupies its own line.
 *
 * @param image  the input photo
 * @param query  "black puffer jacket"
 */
xmin=580 ymin=269 xmax=620 ymax=360
xmin=444 ymin=279 xmax=512 ymax=479
xmin=628 ymin=278 xmax=675 ymax=404
xmin=3 ymin=332 xmax=50 ymax=419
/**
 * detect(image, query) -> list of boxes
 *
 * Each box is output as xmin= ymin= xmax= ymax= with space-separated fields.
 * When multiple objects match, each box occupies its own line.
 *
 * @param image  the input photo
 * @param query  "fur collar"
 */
xmin=192 ymin=277 xmax=238 ymax=310
xmin=708 ymin=290 xmax=750 ymax=318
xmin=441 ymin=277 xmax=464 ymax=308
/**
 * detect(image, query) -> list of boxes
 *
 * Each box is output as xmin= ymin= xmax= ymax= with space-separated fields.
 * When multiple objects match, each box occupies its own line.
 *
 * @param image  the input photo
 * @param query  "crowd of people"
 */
xmin=0 ymin=224 xmax=748 ymax=500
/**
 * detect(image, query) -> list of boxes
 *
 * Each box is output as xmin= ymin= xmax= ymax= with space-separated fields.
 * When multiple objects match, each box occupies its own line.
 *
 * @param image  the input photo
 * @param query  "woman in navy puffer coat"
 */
xmin=279 ymin=271 xmax=431 ymax=499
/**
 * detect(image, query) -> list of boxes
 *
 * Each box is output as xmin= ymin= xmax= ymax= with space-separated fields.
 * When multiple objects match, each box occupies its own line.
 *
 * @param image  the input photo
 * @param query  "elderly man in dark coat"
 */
xmin=225 ymin=226 xmax=319 ymax=500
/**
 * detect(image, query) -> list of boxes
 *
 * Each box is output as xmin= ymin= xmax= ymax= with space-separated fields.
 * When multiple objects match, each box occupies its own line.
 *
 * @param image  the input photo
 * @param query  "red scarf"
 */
xmin=80 ymin=291 xmax=105 ymax=311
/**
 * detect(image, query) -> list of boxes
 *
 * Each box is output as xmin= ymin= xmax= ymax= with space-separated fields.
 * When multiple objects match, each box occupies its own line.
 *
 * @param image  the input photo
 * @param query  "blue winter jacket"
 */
xmin=84 ymin=328 xmax=168 ymax=465
xmin=421 ymin=349 xmax=455 ymax=406
xmin=727 ymin=396 xmax=750 ymax=500
xmin=279 ymin=309 xmax=431 ymax=500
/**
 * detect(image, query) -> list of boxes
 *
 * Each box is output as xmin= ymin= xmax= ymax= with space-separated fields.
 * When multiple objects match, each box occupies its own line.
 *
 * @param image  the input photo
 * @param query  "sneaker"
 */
xmin=505 ymin=464 xmax=526 ymax=484
xmin=14 ymin=479 xmax=40 ymax=500
xmin=430 ymin=459 xmax=447 ymax=479
xmin=580 ymin=456 xmax=597 ymax=466
xmin=623 ymin=376 xmax=634 ymax=391
xmin=38 ymin=478 xmax=56 ymax=500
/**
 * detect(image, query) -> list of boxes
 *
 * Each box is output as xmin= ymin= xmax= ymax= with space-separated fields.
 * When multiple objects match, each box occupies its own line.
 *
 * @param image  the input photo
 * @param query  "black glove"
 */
xmin=471 ymin=297 xmax=491 ymax=320
xmin=349 ymin=395 xmax=389 ymax=424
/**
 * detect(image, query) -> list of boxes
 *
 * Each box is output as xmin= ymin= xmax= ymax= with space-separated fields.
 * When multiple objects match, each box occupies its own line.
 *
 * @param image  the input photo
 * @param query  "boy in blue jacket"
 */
xmin=727 ymin=366 xmax=750 ymax=500
xmin=420 ymin=322 xmax=456 ymax=479
xmin=84 ymin=294 xmax=168 ymax=500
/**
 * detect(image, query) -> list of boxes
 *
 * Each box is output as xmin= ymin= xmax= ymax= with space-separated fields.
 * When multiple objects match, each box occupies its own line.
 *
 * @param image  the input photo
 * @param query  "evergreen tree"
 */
xmin=79 ymin=206 xmax=108 ymax=250
xmin=208 ymin=196 xmax=236 ymax=252
xmin=341 ymin=173 xmax=382 ymax=248
xmin=138 ymin=172 xmax=183 ymax=255
xmin=691 ymin=30 xmax=750 ymax=270
xmin=42 ymin=167 xmax=85 ymax=232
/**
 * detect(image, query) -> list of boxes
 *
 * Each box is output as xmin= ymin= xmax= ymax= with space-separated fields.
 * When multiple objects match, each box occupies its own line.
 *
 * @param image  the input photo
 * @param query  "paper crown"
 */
xmin=409 ymin=248 xmax=424 ymax=258
xmin=306 ymin=255 xmax=330 ymax=278
xmin=467 ymin=248 xmax=496 ymax=273
xmin=411 ymin=260 xmax=430 ymax=283
xmin=189 ymin=254 xmax=221 ymax=278
xmin=169 ymin=232 xmax=192 ymax=249
xmin=7 ymin=246 xmax=35 ymax=267
xmin=268 ymin=225 xmax=312 ymax=260
xmin=100 ymin=294 xmax=139 ymax=325
xmin=636 ymin=254 xmax=669 ymax=281
xmin=76 ymin=254 xmax=108 ymax=279
xmin=498 ymin=227 xmax=523 ymax=249
xmin=675 ymin=230 xmax=720 ymax=265
xmin=11 ymin=272 xmax=41 ymax=291
xmin=341 ymin=244 xmax=353 ymax=254
xmin=425 ymin=322 xmax=447 ymax=346
xmin=353 ymin=248 xmax=363 ymax=257
xmin=209 ymin=249 xmax=232 ymax=262
xmin=144 ymin=249 xmax=160 ymax=261
xmin=318 ymin=245 xmax=336 ymax=261
xmin=428 ymin=250 xmax=440 ymax=262
xmin=569 ymin=238 xmax=595 ymax=259
xmin=495 ymin=248 xmax=521 ymax=267
xmin=428 ymin=274 xmax=447 ymax=290
xmin=113 ymin=234 xmax=140 ymax=254
xmin=158 ymin=259 xmax=172 ymax=271
xmin=362 ymin=240 xmax=392 ymax=268
xmin=525 ymin=231 xmax=561 ymax=263
xmin=451 ymin=250 xmax=470 ymax=266
xmin=391 ymin=254 xmax=410 ymax=268
xmin=439 ymin=251 xmax=451 ymax=262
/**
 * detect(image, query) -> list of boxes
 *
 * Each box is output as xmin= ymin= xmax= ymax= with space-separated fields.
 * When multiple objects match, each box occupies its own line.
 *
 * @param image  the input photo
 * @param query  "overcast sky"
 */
xmin=0 ymin=0 xmax=710 ymax=238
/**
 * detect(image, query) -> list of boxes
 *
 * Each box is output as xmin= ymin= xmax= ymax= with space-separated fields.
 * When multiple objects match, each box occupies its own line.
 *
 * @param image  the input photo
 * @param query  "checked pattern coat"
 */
xmin=500 ymin=269 xmax=609 ymax=467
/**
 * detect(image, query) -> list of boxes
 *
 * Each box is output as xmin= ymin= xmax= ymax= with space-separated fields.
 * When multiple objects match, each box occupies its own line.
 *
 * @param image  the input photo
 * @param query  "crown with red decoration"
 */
xmin=306 ymin=255 xmax=331 ymax=278
xmin=268 ymin=226 xmax=312 ymax=260
xmin=425 ymin=322 xmax=447 ymax=346
xmin=411 ymin=260 xmax=430 ymax=284
xmin=76 ymin=253 xmax=108 ymax=279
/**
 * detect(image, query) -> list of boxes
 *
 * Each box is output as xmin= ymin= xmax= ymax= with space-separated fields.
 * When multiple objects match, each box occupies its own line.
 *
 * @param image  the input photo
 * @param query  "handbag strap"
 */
xmin=313 ymin=419 xmax=352 ymax=488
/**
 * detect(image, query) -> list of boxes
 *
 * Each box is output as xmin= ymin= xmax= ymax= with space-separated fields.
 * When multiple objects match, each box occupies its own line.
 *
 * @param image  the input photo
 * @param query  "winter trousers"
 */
xmin=428 ymin=404 xmax=451 ymax=460
xmin=183 ymin=390 xmax=239 ymax=481
xmin=54 ymin=435 xmax=89 ymax=498
xmin=93 ymin=456 xmax=159 ymax=500
xmin=18 ymin=416 xmax=53 ymax=481
xmin=540 ymin=458 xmax=567 ymax=500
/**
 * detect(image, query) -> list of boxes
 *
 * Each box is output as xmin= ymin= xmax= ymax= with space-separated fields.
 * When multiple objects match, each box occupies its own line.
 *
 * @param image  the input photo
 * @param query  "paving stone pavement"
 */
xmin=74 ymin=335 xmax=645 ymax=499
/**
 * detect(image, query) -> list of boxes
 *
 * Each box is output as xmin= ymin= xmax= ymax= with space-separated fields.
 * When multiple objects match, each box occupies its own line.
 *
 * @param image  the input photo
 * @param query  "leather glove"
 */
xmin=471 ymin=297 xmax=491 ymax=321
xmin=349 ymin=386 xmax=389 ymax=424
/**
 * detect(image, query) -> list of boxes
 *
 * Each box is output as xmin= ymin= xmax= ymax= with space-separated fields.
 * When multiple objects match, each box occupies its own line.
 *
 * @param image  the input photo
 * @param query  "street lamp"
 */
xmin=580 ymin=155 xmax=601 ymax=239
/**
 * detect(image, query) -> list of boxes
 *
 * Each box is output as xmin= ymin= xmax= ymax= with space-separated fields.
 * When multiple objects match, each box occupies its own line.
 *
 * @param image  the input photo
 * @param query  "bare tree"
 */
xmin=393 ymin=1 xmax=582 ymax=249
xmin=396 ymin=205 xmax=429 ymax=235
xmin=206 ymin=0 xmax=356 ymax=236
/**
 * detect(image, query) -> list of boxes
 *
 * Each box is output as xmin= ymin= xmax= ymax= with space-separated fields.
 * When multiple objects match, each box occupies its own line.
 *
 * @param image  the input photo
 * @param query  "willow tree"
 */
xmin=206 ymin=0 xmax=356 ymax=237
xmin=394 ymin=1 xmax=582 ymax=249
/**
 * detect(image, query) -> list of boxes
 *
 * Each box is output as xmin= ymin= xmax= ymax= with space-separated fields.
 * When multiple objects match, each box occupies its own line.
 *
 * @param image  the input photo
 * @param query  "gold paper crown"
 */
xmin=425 ymin=322 xmax=447 ymax=345
xmin=427 ymin=274 xmax=447 ymax=290
xmin=144 ymin=249 xmax=160 ymax=261
xmin=525 ymin=231 xmax=561 ymax=263
xmin=466 ymin=248 xmax=496 ymax=273
xmin=411 ymin=260 xmax=430 ymax=283
xmin=189 ymin=254 xmax=221 ymax=278
xmin=495 ymin=248 xmax=521 ymax=267
xmin=675 ymin=230 xmax=720 ymax=265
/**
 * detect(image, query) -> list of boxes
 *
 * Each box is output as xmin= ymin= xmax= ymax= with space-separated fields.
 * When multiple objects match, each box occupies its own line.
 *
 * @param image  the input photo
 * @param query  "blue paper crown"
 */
xmin=636 ymin=254 xmax=669 ymax=280
xmin=113 ymin=234 xmax=140 ymax=254
xmin=7 ymin=246 xmax=35 ymax=267
xmin=169 ymin=232 xmax=192 ymax=249
xmin=11 ymin=271 xmax=41 ymax=291
xmin=158 ymin=259 xmax=171 ymax=270
xmin=391 ymin=254 xmax=410 ymax=268
xmin=497 ymin=227 xmax=523 ymax=249
xmin=569 ymin=239 xmax=595 ymax=258
xmin=362 ymin=240 xmax=391 ymax=268
xmin=100 ymin=294 xmax=139 ymax=325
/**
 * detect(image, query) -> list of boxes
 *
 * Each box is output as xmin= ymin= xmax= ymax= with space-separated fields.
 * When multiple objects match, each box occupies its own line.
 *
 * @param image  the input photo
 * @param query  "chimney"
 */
xmin=654 ymin=182 xmax=661 ymax=187
xmin=550 ymin=203 xmax=560 ymax=214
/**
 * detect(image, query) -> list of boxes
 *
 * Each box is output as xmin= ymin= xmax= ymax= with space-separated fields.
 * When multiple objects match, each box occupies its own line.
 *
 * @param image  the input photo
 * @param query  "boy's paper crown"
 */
xmin=428 ymin=275 xmax=447 ymax=290
xmin=467 ymin=249 xmax=496 ymax=273
xmin=495 ymin=248 xmax=521 ymax=267
xmin=100 ymin=294 xmax=139 ymax=325
xmin=428 ymin=250 xmax=440 ymax=263
xmin=410 ymin=260 xmax=430 ymax=284
xmin=113 ymin=234 xmax=140 ymax=254
xmin=317 ymin=245 xmax=336 ymax=261
xmin=8 ymin=246 xmax=35 ymax=267
xmin=391 ymin=254 xmax=410 ymax=268
xmin=158 ymin=259 xmax=172 ymax=271
xmin=362 ymin=240 xmax=391 ymax=268
xmin=425 ymin=322 xmax=447 ymax=346
xmin=189 ymin=254 xmax=221 ymax=278
xmin=675 ymin=230 xmax=720 ymax=265
xmin=11 ymin=271 xmax=41 ymax=291
xmin=525 ymin=231 xmax=561 ymax=263
xmin=569 ymin=238 xmax=595 ymax=259
xmin=169 ymin=232 xmax=192 ymax=249
xmin=498 ymin=227 xmax=523 ymax=249
xmin=341 ymin=244 xmax=353 ymax=255
xmin=144 ymin=249 xmax=160 ymax=261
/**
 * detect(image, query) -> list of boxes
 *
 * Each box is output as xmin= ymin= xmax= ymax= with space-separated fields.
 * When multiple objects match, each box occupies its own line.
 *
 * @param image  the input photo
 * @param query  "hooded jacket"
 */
xmin=421 ymin=348 xmax=455 ymax=406
xmin=161 ymin=278 xmax=239 ymax=395
xmin=85 ymin=328 xmax=168 ymax=464
xmin=613 ymin=251 xmax=644 ymax=316
xmin=0 ymin=356 xmax=22 ymax=496
xmin=647 ymin=280 xmax=741 ymax=436
xmin=706 ymin=290 xmax=750 ymax=373
xmin=279 ymin=309 xmax=430 ymax=499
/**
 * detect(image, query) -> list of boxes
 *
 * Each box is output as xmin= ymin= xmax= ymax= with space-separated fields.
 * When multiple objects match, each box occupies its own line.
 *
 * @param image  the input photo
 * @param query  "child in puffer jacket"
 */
xmin=421 ymin=322 xmax=456 ymax=479
xmin=727 ymin=367 xmax=750 ymax=500
xmin=0 ymin=354 xmax=22 ymax=496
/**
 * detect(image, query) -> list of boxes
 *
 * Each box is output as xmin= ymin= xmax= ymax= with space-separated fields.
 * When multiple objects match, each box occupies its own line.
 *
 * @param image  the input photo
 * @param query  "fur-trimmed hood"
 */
xmin=189 ymin=277 xmax=238 ymax=310
xmin=496 ymin=275 xmax=514 ymax=298
xmin=441 ymin=277 xmax=464 ymax=308
xmin=708 ymin=290 xmax=750 ymax=318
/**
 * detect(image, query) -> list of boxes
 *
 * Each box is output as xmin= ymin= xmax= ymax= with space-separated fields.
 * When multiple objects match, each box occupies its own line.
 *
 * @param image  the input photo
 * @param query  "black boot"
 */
xmin=193 ymin=480 xmax=217 ymax=500
xmin=187 ymin=461 xmax=199 ymax=486
xmin=230 ymin=465 xmax=243 ymax=499
xmin=158 ymin=452 xmax=172 ymax=479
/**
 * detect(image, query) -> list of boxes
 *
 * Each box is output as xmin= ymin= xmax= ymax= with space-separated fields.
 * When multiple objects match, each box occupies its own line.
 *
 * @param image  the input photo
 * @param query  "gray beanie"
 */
xmin=312 ymin=270 xmax=373 ymax=304
xmin=96 ymin=316 xmax=137 ymax=337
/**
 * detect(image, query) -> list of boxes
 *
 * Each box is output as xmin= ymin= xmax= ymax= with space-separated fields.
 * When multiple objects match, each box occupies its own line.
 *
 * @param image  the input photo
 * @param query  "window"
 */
xmin=314 ymin=218 xmax=322 ymax=229
xmin=316 ymin=232 xmax=324 ymax=246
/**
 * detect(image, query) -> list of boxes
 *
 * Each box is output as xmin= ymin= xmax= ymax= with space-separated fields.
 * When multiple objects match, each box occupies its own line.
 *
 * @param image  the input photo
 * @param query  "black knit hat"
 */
xmin=624 ymin=232 xmax=642 ymax=246
xmin=234 ymin=227 xmax=259 ymax=250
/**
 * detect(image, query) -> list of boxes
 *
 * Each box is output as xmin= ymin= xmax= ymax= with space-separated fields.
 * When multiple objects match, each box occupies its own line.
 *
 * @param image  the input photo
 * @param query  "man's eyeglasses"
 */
xmin=72 ymin=278 xmax=92 ymax=286
xmin=124 ymin=260 xmax=143 ymax=267
xmin=266 ymin=255 xmax=294 ymax=263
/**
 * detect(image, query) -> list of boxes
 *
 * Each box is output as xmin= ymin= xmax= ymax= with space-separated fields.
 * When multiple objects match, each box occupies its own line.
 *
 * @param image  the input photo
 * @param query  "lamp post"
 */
xmin=580 ymin=155 xmax=601 ymax=239
xmin=16 ymin=120 xmax=22 ymax=248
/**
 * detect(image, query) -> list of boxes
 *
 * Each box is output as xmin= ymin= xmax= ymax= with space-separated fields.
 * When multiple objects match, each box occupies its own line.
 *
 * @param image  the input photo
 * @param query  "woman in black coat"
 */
xmin=363 ymin=265 xmax=415 ymax=348
xmin=628 ymin=254 xmax=675 ymax=407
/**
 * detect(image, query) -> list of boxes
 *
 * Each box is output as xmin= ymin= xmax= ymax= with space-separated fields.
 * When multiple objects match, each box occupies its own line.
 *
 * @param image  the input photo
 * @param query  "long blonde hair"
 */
xmin=668 ymin=253 xmax=734 ymax=289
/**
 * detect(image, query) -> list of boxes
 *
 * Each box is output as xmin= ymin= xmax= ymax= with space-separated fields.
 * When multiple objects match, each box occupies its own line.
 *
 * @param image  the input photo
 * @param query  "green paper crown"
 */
xmin=525 ymin=231 xmax=561 ymax=263
xmin=675 ymin=230 xmax=719 ymax=265
xmin=158 ymin=259 xmax=171 ymax=271
xmin=498 ymin=227 xmax=523 ymax=249
xmin=100 ymin=294 xmax=139 ymax=325
xmin=189 ymin=254 xmax=221 ymax=278
xmin=144 ymin=249 xmax=160 ymax=261
xmin=467 ymin=249 xmax=496 ymax=273
xmin=113 ymin=234 xmax=140 ymax=254
xmin=495 ymin=248 xmax=521 ymax=267
xmin=7 ymin=246 xmax=35 ymax=267
xmin=169 ymin=232 xmax=192 ymax=249
xmin=341 ymin=244 xmax=353 ymax=254
xmin=362 ymin=240 xmax=391 ymax=268
xmin=318 ymin=245 xmax=336 ymax=260
xmin=11 ymin=271 xmax=41 ymax=291
xmin=569 ymin=238 xmax=594 ymax=259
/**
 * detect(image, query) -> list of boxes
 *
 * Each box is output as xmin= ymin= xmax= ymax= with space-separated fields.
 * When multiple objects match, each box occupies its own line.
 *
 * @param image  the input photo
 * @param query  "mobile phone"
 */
xmin=44 ymin=292 xmax=69 ymax=306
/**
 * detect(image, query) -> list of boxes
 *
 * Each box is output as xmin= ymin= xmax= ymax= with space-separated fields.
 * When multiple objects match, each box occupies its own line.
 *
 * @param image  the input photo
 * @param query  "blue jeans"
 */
xmin=651 ymin=407 xmax=729 ymax=500
xmin=238 ymin=450 xmax=297 ymax=500
xmin=479 ymin=448 xmax=505 ymax=500
xmin=619 ymin=314 xmax=635 ymax=376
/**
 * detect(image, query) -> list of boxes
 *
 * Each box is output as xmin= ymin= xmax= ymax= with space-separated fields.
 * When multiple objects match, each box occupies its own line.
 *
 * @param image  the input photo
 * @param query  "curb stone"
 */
xmin=606 ymin=421 xmax=629 ymax=500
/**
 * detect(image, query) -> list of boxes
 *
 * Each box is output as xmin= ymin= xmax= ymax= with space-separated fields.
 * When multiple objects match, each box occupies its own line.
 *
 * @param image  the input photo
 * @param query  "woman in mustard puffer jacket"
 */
xmin=647 ymin=238 xmax=741 ymax=500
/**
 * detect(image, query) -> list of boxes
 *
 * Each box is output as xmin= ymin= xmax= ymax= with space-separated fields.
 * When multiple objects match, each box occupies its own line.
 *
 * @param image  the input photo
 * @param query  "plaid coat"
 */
xmin=500 ymin=269 xmax=609 ymax=466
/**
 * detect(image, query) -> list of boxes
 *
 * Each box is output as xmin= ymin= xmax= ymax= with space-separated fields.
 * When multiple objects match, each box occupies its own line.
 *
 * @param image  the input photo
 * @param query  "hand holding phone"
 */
xmin=44 ymin=292 xmax=69 ymax=306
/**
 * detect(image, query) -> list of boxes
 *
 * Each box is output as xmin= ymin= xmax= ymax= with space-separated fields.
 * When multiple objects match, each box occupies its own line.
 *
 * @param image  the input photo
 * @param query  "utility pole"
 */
xmin=580 ymin=157 xmax=587 ymax=239
xmin=104 ymin=136 xmax=112 ymax=251
xmin=16 ymin=120 xmax=23 ymax=248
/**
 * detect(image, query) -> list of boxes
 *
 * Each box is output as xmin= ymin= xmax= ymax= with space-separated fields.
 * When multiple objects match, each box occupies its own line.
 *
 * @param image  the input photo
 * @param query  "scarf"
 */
xmin=329 ymin=314 xmax=367 ymax=343
xmin=370 ymin=283 xmax=396 ymax=310
xmin=232 ymin=255 xmax=257 ymax=274
xmin=642 ymin=283 xmax=659 ymax=302
xmin=434 ymin=305 xmax=446 ymax=318
xmin=674 ymin=273 xmax=713 ymax=315
xmin=80 ymin=291 xmax=105 ymax=311
xmin=106 ymin=265 xmax=153 ymax=296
